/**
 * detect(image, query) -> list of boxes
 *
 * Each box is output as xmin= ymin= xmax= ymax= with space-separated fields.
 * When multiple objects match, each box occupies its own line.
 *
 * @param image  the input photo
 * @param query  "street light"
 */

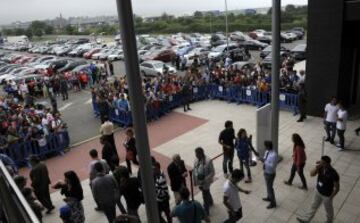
xmin=225 ymin=0 xmax=229 ymax=52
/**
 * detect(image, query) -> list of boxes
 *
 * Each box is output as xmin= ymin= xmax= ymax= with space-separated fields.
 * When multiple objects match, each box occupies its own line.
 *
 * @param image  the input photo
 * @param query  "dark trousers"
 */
xmin=34 ymin=187 xmax=53 ymax=210
xmin=61 ymin=90 xmax=68 ymax=100
xmin=102 ymin=203 xmax=116 ymax=223
xmin=224 ymin=208 xmax=243 ymax=223
xmin=200 ymin=188 xmax=213 ymax=216
xmin=239 ymin=158 xmax=251 ymax=179
xmin=116 ymin=198 xmax=127 ymax=214
xmin=183 ymin=97 xmax=190 ymax=111
xmin=264 ymin=173 xmax=276 ymax=206
xmin=325 ymin=121 xmax=336 ymax=142
xmin=223 ymin=149 xmax=234 ymax=174
xmin=288 ymin=163 xmax=307 ymax=188
xmin=337 ymin=129 xmax=345 ymax=149
xmin=298 ymin=102 xmax=306 ymax=120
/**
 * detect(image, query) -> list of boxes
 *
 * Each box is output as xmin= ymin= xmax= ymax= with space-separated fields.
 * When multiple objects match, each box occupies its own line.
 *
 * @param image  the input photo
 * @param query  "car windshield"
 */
xmin=153 ymin=63 xmax=163 ymax=68
xmin=213 ymin=45 xmax=226 ymax=52
xmin=292 ymin=44 xmax=306 ymax=51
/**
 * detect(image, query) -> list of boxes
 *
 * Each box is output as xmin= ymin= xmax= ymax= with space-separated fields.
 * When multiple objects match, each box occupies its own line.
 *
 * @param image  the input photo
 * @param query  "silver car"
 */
xmin=139 ymin=60 xmax=176 ymax=77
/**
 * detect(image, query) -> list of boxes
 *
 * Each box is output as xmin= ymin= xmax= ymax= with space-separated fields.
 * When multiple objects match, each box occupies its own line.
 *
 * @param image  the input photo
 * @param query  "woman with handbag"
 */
xmin=123 ymin=129 xmax=139 ymax=175
xmin=235 ymin=129 xmax=253 ymax=183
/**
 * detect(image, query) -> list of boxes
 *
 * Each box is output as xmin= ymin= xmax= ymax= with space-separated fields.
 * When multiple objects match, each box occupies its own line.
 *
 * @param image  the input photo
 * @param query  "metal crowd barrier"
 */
xmin=0 ymin=131 xmax=70 ymax=168
xmin=92 ymin=84 xmax=299 ymax=127
xmin=0 ymin=160 xmax=41 ymax=223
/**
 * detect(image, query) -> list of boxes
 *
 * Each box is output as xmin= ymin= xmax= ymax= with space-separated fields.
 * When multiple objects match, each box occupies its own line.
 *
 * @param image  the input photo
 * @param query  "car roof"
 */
xmin=142 ymin=60 xmax=163 ymax=64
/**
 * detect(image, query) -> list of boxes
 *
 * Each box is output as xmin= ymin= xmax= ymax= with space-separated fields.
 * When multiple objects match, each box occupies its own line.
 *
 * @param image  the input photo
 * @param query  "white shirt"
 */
xmin=324 ymin=103 xmax=339 ymax=123
xmin=336 ymin=109 xmax=348 ymax=130
xmin=224 ymin=180 xmax=242 ymax=210
xmin=264 ymin=150 xmax=278 ymax=174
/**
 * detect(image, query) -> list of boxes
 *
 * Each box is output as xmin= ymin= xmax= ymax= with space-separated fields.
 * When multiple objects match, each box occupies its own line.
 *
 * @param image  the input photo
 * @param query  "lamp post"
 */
xmin=225 ymin=0 xmax=229 ymax=52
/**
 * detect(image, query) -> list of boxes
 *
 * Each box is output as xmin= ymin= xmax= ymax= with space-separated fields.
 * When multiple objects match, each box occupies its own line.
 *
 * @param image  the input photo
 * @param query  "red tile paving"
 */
xmin=19 ymin=112 xmax=208 ymax=191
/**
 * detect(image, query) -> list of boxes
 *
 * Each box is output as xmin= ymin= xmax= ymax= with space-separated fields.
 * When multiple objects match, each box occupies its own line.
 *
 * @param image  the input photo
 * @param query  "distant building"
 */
xmin=244 ymin=9 xmax=257 ymax=15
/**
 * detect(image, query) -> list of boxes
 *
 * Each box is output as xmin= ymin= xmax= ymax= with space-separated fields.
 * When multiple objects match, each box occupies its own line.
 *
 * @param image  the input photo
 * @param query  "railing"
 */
xmin=0 ymin=160 xmax=40 ymax=223
xmin=1 ymin=131 xmax=70 ymax=168
xmin=92 ymin=84 xmax=299 ymax=127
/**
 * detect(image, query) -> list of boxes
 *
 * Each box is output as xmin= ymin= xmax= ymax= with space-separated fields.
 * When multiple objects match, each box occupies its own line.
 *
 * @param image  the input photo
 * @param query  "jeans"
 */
xmin=302 ymin=190 xmax=334 ymax=223
xmin=337 ymin=129 xmax=345 ymax=149
xmin=325 ymin=121 xmax=336 ymax=142
xmin=200 ymin=188 xmax=213 ymax=216
xmin=239 ymin=158 xmax=251 ymax=179
xmin=223 ymin=149 xmax=234 ymax=174
xmin=288 ymin=163 xmax=307 ymax=188
xmin=264 ymin=173 xmax=276 ymax=206
xmin=224 ymin=208 xmax=243 ymax=223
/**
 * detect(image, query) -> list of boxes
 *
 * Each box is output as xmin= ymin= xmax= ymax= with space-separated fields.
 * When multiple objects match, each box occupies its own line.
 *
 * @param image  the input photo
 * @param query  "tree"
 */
xmin=65 ymin=24 xmax=76 ymax=35
xmin=33 ymin=29 xmax=43 ymax=37
xmin=193 ymin=11 xmax=203 ymax=17
xmin=44 ymin=25 xmax=54 ymax=34
xmin=285 ymin=4 xmax=296 ymax=13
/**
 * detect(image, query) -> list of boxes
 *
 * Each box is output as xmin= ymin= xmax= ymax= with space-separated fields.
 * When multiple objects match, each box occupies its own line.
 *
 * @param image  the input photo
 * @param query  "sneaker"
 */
xmin=266 ymin=204 xmax=276 ymax=209
xmin=284 ymin=181 xmax=292 ymax=186
xmin=297 ymin=119 xmax=303 ymax=122
xmin=244 ymin=179 xmax=252 ymax=183
xmin=335 ymin=143 xmax=341 ymax=148
xmin=324 ymin=138 xmax=330 ymax=142
xmin=296 ymin=217 xmax=308 ymax=223
xmin=223 ymin=173 xmax=229 ymax=179
xmin=329 ymin=140 xmax=335 ymax=145
xmin=298 ymin=186 xmax=308 ymax=191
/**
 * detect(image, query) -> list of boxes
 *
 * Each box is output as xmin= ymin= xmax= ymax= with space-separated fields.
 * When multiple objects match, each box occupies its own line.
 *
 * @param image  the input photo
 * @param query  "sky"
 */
xmin=0 ymin=0 xmax=308 ymax=25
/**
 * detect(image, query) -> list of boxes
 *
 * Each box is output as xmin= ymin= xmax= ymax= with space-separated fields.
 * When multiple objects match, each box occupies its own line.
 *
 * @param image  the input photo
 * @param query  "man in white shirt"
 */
xmin=336 ymin=101 xmax=347 ymax=151
xmin=324 ymin=97 xmax=339 ymax=144
xmin=260 ymin=141 xmax=278 ymax=209
xmin=223 ymin=169 xmax=250 ymax=223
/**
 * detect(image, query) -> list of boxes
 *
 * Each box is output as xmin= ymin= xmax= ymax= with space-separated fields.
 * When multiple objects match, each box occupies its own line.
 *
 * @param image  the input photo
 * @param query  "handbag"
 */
xmin=126 ymin=150 xmax=134 ymax=161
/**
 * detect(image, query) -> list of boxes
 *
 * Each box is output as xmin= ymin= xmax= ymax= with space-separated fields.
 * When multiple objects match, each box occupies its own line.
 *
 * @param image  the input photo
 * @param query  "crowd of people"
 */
xmin=0 ymin=114 xmax=342 ymax=223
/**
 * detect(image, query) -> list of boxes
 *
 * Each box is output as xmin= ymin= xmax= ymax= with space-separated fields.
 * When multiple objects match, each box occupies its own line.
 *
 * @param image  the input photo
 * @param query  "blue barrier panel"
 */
xmin=1 ymin=131 xmax=71 ymax=168
xmin=279 ymin=92 xmax=298 ymax=113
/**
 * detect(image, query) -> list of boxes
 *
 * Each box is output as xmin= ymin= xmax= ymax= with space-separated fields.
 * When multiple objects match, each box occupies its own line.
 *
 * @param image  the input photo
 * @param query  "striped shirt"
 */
xmin=155 ymin=171 xmax=169 ymax=202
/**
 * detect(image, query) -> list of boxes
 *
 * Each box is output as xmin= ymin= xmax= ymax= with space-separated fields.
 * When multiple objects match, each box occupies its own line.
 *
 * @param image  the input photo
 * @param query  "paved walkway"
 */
xmin=22 ymin=100 xmax=360 ymax=223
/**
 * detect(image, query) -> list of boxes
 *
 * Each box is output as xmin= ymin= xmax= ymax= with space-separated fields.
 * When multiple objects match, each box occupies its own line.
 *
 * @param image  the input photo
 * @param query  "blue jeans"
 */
xmin=325 ymin=121 xmax=336 ymax=142
xmin=264 ymin=173 xmax=276 ymax=206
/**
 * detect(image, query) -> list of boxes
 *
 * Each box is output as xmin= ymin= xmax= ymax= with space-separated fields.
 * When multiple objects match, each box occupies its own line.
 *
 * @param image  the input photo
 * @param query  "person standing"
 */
xmin=29 ymin=155 xmax=55 ymax=214
xmin=167 ymin=154 xmax=188 ymax=204
xmin=297 ymin=83 xmax=307 ymax=122
xmin=219 ymin=120 xmax=235 ymax=178
xmin=53 ymin=171 xmax=85 ymax=223
xmin=260 ymin=141 xmax=278 ymax=209
xmin=113 ymin=166 xmax=143 ymax=218
xmin=181 ymin=82 xmax=192 ymax=112
xmin=123 ymin=129 xmax=139 ymax=175
xmin=284 ymin=133 xmax=308 ymax=190
xmin=336 ymin=101 xmax=348 ymax=151
xmin=296 ymin=156 xmax=340 ymax=223
xmin=235 ymin=129 xmax=252 ymax=183
xmin=223 ymin=169 xmax=250 ymax=223
xmin=193 ymin=147 xmax=215 ymax=216
xmin=91 ymin=163 xmax=118 ymax=223
xmin=324 ymin=97 xmax=339 ymax=144
xmin=98 ymin=96 xmax=110 ymax=124
xmin=153 ymin=162 xmax=172 ymax=223
xmin=100 ymin=116 xmax=117 ymax=151
xmin=100 ymin=136 xmax=119 ymax=172
xmin=88 ymin=149 xmax=110 ymax=211
xmin=171 ymin=187 xmax=210 ymax=223
xmin=59 ymin=75 xmax=68 ymax=101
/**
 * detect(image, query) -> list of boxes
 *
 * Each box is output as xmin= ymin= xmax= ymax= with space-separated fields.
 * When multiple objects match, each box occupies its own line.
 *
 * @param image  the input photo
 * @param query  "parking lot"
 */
xmin=0 ymin=32 xmax=306 ymax=145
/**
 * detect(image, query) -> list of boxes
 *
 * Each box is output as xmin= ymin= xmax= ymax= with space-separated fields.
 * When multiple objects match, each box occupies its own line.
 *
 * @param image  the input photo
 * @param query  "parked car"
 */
xmin=208 ymin=43 xmax=238 ymax=60
xmin=139 ymin=60 xmax=176 ymax=77
xmin=231 ymin=61 xmax=255 ymax=70
xmin=260 ymin=46 xmax=289 ymax=59
xmin=83 ymin=48 xmax=101 ymax=59
xmin=291 ymin=44 xmax=306 ymax=60
xmin=107 ymin=50 xmax=124 ymax=61
xmin=238 ymin=40 xmax=268 ymax=50
xmin=142 ymin=49 xmax=175 ymax=62
xmin=58 ymin=60 xmax=88 ymax=73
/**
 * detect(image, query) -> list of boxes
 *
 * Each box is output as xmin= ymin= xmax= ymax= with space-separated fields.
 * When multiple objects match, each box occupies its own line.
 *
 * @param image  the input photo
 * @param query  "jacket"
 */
xmin=193 ymin=156 xmax=214 ymax=190
xmin=30 ymin=162 xmax=51 ymax=191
